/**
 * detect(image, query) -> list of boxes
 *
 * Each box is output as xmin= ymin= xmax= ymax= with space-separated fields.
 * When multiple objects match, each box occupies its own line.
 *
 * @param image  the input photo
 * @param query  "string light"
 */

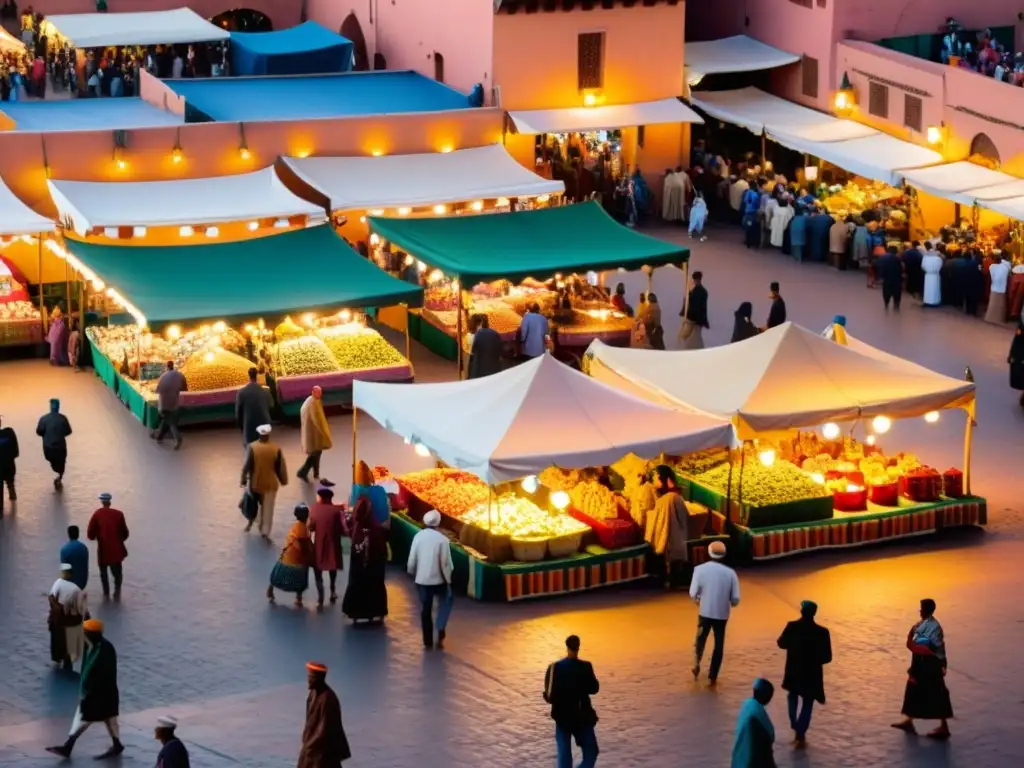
xmin=871 ymin=416 xmax=892 ymax=434
xmin=239 ymin=146 xmax=251 ymax=160
xmin=433 ymin=204 xmax=446 ymax=215
xmin=103 ymin=227 xmax=118 ymax=239
xmin=205 ymin=226 xmax=220 ymax=238
xmin=132 ymin=226 xmax=147 ymax=238
xmin=821 ymin=422 xmax=840 ymax=440
xmin=179 ymin=225 xmax=194 ymax=237
xmin=924 ymin=411 xmax=940 ymax=424
xmin=247 ymin=221 xmax=259 ymax=231
xmin=397 ymin=207 xmax=411 ymax=216
xmin=521 ymin=475 xmax=538 ymax=493
xmin=470 ymin=200 xmax=484 ymax=212
xmin=171 ymin=147 xmax=183 ymax=164
xmin=369 ymin=209 xmax=384 ymax=217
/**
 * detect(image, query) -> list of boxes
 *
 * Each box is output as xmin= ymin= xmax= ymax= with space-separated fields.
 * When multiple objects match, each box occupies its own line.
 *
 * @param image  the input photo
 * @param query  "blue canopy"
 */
xmin=230 ymin=21 xmax=354 ymax=76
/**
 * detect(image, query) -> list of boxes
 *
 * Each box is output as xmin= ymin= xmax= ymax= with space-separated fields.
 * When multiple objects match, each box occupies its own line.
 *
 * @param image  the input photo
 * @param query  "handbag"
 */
xmin=239 ymin=488 xmax=261 ymax=521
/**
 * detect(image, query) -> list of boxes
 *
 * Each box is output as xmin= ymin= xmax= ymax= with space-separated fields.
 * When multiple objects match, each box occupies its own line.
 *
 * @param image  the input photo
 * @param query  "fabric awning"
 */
xmin=509 ymin=98 xmax=703 ymax=135
xmin=46 ymin=8 xmax=230 ymax=47
xmin=230 ymin=21 xmax=354 ymax=76
xmin=369 ymin=201 xmax=689 ymax=284
xmin=283 ymin=145 xmax=564 ymax=212
xmin=900 ymin=162 xmax=1024 ymax=207
xmin=353 ymin=354 xmax=733 ymax=484
xmin=0 ymin=176 xmax=55 ymax=235
xmin=63 ymin=225 xmax=423 ymax=328
xmin=685 ymin=35 xmax=800 ymax=83
xmin=586 ymin=322 xmax=975 ymax=439
xmin=48 ymin=168 xmax=325 ymax=235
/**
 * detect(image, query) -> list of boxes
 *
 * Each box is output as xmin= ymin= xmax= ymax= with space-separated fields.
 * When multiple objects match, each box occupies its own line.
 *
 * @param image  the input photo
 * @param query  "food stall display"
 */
xmin=0 ymin=257 xmax=43 ymax=347
xmin=820 ymin=179 xmax=908 ymax=230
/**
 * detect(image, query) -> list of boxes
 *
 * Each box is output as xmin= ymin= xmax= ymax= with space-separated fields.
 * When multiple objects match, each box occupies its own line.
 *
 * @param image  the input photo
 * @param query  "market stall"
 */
xmin=230 ymin=22 xmax=354 ymax=76
xmin=0 ymin=176 xmax=58 ymax=349
xmin=368 ymin=201 xmax=689 ymax=368
xmin=353 ymin=353 xmax=734 ymax=601
xmin=585 ymin=322 xmax=985 ymax=560
xmin=63 ymin=225 xmax=422 ymax=427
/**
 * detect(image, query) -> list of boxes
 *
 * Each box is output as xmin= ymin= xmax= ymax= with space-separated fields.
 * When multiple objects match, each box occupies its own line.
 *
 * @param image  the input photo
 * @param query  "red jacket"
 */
xmin=87 ymin=507 xmax=129 ymax=566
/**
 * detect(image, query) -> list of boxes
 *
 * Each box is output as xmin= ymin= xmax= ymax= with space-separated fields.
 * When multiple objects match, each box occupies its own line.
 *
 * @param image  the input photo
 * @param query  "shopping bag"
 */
xmin=239 ymin=488 xmax=261 ymax=521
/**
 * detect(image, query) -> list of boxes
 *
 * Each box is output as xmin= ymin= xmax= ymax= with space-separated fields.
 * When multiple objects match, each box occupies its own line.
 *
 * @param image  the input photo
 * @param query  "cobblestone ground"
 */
xmin=1 ymin=227 xmax=1023 ymax=767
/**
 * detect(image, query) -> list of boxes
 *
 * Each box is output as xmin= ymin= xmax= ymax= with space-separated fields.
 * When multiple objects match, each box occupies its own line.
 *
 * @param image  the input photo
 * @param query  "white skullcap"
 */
xmin=256 ymin=424 xmax=272 ymax=435
xmin=60 ymin=563 xmax=73 ymax=571
xmin=423 ymin=510 xmax=441 ymax=528
xmin=156 ymin=716 xmax=177 ymax=729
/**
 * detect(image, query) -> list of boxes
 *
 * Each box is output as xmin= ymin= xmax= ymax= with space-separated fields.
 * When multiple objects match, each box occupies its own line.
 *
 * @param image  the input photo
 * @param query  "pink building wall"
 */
xmin=29 ymin=0 xmax=300 ymax=29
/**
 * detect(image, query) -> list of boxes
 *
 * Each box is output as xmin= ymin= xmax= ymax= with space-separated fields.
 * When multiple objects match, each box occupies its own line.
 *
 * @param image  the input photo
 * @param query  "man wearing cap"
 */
xmin=689 ymin=540 xmax=740 ymax=686
xmin=47 ymin=619 xmax=124 ymax=759
xmin=777 ymin=600 xmax=832 ymax=747
xmin=36 ymin=398 xmax=72 ymax=490
xmin=308 ymin=486 xmax=344 ymax=608
xmin=298 ymin=662 xmax=351 ymax=768
xmin=154 ymin=716 xmax=190 ymax=767
xmin=48 ymin=563 xmax=85 ymax=670
xmin=298 ymin=385 xmax=333 ymax=484
xmin=0 ymin=413 xmax=19 ymax=512
xmin=241 ymin=424 xmax=288 ymax=541
xmin=235 ymin=366 xmax=272 ymax=447
xmin=544 ymin=635 xmax=600 ymax=768
xmin=407 ymin=510 xmax=454 ymax=649
xmin=87 ymin=493 xmax=130 ymax=599
xmin=731 ymin=679 xmax=777 ymax=767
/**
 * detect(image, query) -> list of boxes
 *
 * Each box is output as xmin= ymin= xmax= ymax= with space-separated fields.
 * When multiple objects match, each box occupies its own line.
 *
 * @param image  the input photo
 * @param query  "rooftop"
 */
xmin=163 ymin=70 xmax=473 ymax=123
xmin=0 ymin=98 xmax=183 ymax=132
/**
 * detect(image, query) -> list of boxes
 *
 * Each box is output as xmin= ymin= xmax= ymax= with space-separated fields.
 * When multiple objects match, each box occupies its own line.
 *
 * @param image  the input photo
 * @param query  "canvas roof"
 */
xmin=685 ymin=35 xmax=800 ymax=82
xmin=353 ymin=353 xmax=734 ymax=484
xmin=0 ymin=99 xmax=184 ymax=132
xmin=368 ymin=201 xmax=689 ymax=284
xmin=62 ymin=225 xmax=422 ymax=328
xmin=585 ymin=322 xmax=975 ymax=438
xmin=46 ymin=8 xmax=229 ymax=47
xmin=509 ymin=98 xmax=702 ymax=134
xmin=230 ymin=21 xmax=354 ymax=76
xmin=282 ymin=144 xmax=564 ymax=212
xmin=900 ymin=161 xmax=1024 ymax=218
xmin=49 ymin=168 xmax=325 ymax=234
xmin=0 ymin=175 xmax=55 ymax=235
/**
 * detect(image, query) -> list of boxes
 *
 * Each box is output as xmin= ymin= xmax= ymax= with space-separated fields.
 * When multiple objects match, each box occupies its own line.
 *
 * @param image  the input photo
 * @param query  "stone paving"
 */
xmin=1 ymin=227 xmax=1023 ymax=767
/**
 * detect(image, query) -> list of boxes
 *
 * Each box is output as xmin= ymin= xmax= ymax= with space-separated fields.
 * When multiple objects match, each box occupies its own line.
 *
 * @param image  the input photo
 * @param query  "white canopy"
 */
xmin=353 ymin=353 xmax=733 ymax=484
xmin=0 ymin=176 xmax=55 ymax=235
xmin=585 ymin=322 xmax=975 ymax=439
xmin=0 ymin=26 xmax=23 ymax=54
xmin=685 ymin=36 xmax=800 ymax=83
xmin=899 ymin=162 xmax=1024 ymax=206
xmin=509 ymin=98 xmax=703 ymax=135
xmin=48 ymin=168 xmax=324 ymax=234
xmin=282 ymin=145 xmax=564 ymax=212
xmin=46 ymin=8 xmax=230 ymax=48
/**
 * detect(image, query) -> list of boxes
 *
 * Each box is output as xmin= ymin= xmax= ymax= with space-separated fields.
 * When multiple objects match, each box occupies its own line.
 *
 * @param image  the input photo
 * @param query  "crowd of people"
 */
xmin=939 ymin=18 xmax=1024 ymax=87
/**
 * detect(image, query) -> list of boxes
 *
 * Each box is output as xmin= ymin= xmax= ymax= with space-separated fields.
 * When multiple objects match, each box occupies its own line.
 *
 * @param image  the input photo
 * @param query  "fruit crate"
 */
xmin=568 ymin=506 xmax=640 ymax=549
xmin=675 ymin=470 xmax=834 ymax=529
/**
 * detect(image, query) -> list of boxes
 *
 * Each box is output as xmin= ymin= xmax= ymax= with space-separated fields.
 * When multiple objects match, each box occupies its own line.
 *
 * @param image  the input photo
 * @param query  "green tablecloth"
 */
xmin=409 ymin=311 xmax=458 ymax=361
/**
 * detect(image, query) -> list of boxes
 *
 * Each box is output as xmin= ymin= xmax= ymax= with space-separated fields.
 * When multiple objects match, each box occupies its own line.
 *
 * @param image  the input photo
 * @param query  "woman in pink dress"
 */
xmin=307 ymin=486 xmax=345 ymax=610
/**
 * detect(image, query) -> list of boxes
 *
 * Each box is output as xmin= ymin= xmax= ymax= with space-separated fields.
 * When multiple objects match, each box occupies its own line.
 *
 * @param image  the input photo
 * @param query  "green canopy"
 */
xmin=368 ymin=201 xmax=689 ymax=284
xmin=65 ymin=225 xmax=423 ymax=328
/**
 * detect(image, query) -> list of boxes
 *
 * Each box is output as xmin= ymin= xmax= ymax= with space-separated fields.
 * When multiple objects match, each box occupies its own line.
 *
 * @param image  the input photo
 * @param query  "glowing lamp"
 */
xmin=417 ymin=260 xmax=427 ymax=273
xmin=371 ymin=149 xmax=384 ymax=157
xmin=758 ymin=449 xmax=776 ymax=467
xmin=91 ymin=278 xmax=105 ymax=291
xmin=550 ymin=490 xmax=570 ymax=510
xmin=397 ymin=207 xmax=411 ymax=216
xmin=496 ymin=197 xmax=510 ymax=207
xmin=369 ymin=233 xmax=380 ymax=246
xmin=536 ymin=194 xmax=550 ymax=203
xmin=834 ymin=91 xmax=851 ymax=111
xmin=470 ymin=200 xmax=484 ymax=212
xmin=865 ymin=435 xmax=876 ymax=446
xmin=521 ymin=475 xmax=539 ymax=493
xmin=166 ymin=324 xmax=181 ymax=340
xmin=439 ymin=145 xmax=453 ymax=154
xmin=205 ymin=226 xmax=220 ymax=238
xmin=414 ymin=442 xmax=431 ymax=457
xmin=433 ymin=204 xmax=447 ymax=215
xmin=339 ymin=309 xmax=352 ymax=322
xmin=179 ymin=225 xmax=194 ymax=237
xmin=212 ymin=321 xmax=227 ymax=333
xmin=132 ymin=226 xmax=147 ymax=238
xmin=247 ymin=221 xmax=259 ymax=232
xmin=171 ymin=147 xmax=183 ymax=164
xmin=301 ymin=312 xmax=315 ymax=327
xmin=821 ymin=422 xmax=841 ymax=440
xmin=359 ymin=216 xmax=367 ymax=224
xmin=583 ymin=92 xmax=596 ymax=106
xmin=924 ymin=411 xmax=940 ymax=424
xmin=116 ymin=159 xmax=127 ymax=171
xmin=926 ymin=126 xmax=943 ymax=146
xmin=369 ymin=209 xmax=384 ymax=217
xmin=103 ymin=227 xmax=118 ymax=239
xmin=239 ymin=147 xmax=251 ymax=160
xmin=871 ymin=415 xmax=892 ymax=434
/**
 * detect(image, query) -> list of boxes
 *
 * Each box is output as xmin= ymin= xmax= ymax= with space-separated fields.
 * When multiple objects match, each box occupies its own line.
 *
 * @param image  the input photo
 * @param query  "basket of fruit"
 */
xmin=867 ymin=480 xmax=899 ymax=507
xmin=833 ymin=484 xmax=868 ymax=512
xmin=942 ymin=468 xmax=963 ymax=498
xmin=904 ymin=467 xmax=941 ymax=502
xmin=510 ymin=536 xmax=548 ymax=562
xmin=547 ymin=530 xmax=586 ymax=559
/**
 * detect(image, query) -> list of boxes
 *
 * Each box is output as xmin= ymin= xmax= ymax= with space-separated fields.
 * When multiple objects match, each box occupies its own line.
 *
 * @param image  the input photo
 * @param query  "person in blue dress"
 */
xmin=59 ymin=526 xmax=89 ymax=591
xmin=732 ymin=678 xmax=777 ymax=767
xmin=351 ymin=460 xmax=391 ymax=529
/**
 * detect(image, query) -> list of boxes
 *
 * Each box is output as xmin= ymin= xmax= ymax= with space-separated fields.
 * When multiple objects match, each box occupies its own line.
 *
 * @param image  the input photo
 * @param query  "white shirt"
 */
xmin=49 ymin=578 xmax=84 ymax=615
xmin=407 ymin=527 xmax=453 ymax=586
xmin=729 ymin=180 xmax=749 ymax=211
xmin=689 ymin=561 xmax=740 ymax=620
xmin=989 ymin=260 xmax=1011 ymax=293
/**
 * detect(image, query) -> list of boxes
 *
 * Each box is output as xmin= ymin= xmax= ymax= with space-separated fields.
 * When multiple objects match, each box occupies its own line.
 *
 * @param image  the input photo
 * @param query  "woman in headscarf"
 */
xmin=644 ymin=293 xmax=665 ymax=350
xmin=341 ymin=496 xmax=389 ymax=624
xmin=732 ymin=679 xmax=777 ymax=767
xmin=267 ymin=504 xmax=314 ymax=607
xmin=47 ymin=306 xmax=69 ymax=366
xmin=1008 ymin=317 xmax=1024 ymax=409
xmin=731 ymin=302 xmax=760 ymax=343
xmin=644 ymin=465 xmax=689 ymax=588
xmin=891 ymin=598 xmax=953 ymax=739
xmin=610 ymin=282 xmax=630 ymax=314
xmin=349 ymin=460 xmax=391 ymax=530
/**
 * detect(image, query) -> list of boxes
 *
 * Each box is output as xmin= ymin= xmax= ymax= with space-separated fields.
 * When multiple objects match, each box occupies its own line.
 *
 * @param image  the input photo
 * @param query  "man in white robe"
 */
xmin=922 ymin=246 xmax=943 ymax=307
xmin=49 ymin=564 xmax=86 ymax=668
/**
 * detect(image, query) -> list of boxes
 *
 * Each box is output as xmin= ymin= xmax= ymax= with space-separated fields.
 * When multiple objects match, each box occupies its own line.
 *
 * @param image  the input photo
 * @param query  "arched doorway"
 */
xmin=968 ymin=133 xmax=1001 ymax=169
xmin=340 ymin=13 xmax=369 ymax=71
xmin=433 ymin=51 xmax=445 ymax=83
xmin=211 ymin=9 xmax=273 ymax=32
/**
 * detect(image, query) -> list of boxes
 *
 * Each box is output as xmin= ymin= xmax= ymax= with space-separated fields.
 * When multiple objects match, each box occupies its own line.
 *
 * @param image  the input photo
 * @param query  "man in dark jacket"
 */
xmin=0 ymin=414 xmax=18 ymax=511
xmin=235 ymin=367 xmax=272 ymax=447
xmin=544 ymin=635 xmax=599 ymax=768
xmin=468 ymin=315 xmax=502 ymax=379
xmin=678 ymin=271 xmax=709 ymax=350
xmin=36 ymin=398 xmax=72 ymax=490
xmin=875 ymin=246 xmax=904 ymax=312
xmin=777 ymin=600 xmax=832 ymax=747
xmin=47 ymin=619 xmax=123 ymax=759
xmin=902 ymin=241 xmax=924 ymax=298
xmin=766 ymin=282 xmax=787 ymax=329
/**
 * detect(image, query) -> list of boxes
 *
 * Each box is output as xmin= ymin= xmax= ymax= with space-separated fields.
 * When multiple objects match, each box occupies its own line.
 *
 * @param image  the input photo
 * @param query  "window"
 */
xmin=801 ymin=55 xmax=818 ymax=98
xmin=433 ymin=52 xmax=445 ymax=83
xmin=869 ymin=82 xmax=889 ymax=119
xmin=789 ymin=0 xmax=812 ymax=7
xmin=904 ymin=94 xmax=922 ymax=132
xmin=577 ymin=32 xmax=604 ymax=91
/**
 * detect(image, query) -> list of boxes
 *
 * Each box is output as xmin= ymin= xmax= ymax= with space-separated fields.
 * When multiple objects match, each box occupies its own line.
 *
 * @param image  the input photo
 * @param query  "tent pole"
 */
xmin=760 ymin=132 xmax=766 ymax=167
xmin=404 ymin=304 xmax=411 ymax=364
xmin=456 ymin=284 xmax=464 ymax=380
xmin=37 ymin=234 xmax=44 ymax=334
xmin=78 ymin=274 xmax=85 ymax=336
xmin=646 ymin=267 xmax=653 ymax=296
xmin=351 ymin=406 xmax=358 ymax=486
xmin=681 ymin=261 xmax=690 ymax=320
xmin=963 ymin=369 xmax=976 ymax=495
xmin=737 ymin=443 xmax=747 ymax=525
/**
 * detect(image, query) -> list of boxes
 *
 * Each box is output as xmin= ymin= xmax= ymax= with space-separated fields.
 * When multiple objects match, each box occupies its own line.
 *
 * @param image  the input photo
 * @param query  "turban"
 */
xmin=423 ymin=510 xmax=441 ymax=528
xmin=708 ymin=541 xmax=727 ymax=559
xmin=306 ymin=662 xmax=328 ymax=673
xmin=256 ymin=424 xmax=272 ymax=435
xmin=83 ymin=618 xmax=104 ymax=632
xmin=156 ymin=716 xmax=178 ymax=730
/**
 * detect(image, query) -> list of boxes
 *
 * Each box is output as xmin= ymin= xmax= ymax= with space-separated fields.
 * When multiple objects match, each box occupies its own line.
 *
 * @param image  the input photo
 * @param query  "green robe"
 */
xmin=79 ymin=638 xmax=119 ymax=721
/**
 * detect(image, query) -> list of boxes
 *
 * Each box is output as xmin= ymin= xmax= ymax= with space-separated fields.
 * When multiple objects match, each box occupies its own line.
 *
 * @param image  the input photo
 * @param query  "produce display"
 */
xmin=316 ymin=325 xmax=406 ymax=370
xmin=274 ymin=335 xmax=340 ymax=376
xmin=820 ymin=180 xmax=907 ymax=229
xmin=538 ymin=467 xmax=582 ymax=491
xmin=0 ymin=300 xmax=40 ymax=321
xmin=694 ymin=461 xmax=832 ymax=507
xmin=179 ymin=347 xmax=252 ymax=391
xmin=568 ymin=480 xmax=620 ymax=520
xmin=461 ymin=494 xmax=589 ymax=539
xmin=397 ymin=468 xmax=491 ymax=519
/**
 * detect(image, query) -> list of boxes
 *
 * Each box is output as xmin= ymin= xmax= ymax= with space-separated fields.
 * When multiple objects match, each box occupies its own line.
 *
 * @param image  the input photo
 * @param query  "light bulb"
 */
xmin=924 ymin=411 xmax=940 ymax=424
xmin=205 ymin=226 xmax=219 ymax=238
xmin=339 ymin=309 xmax=351 ymax=322
xmin=239 ymin=147 xmax=251 ymax=160
xmin=521 ymin=475 xmax=538 ymax=493
xmin=439 ymin=145 xmax=453 ymax=153
xmin=132 ymin=226 xmax=146 ymax=238
xmin=414 ymin=442 xmax=431 ymax=457
xmin=496 ymin=197 xmax=509 ymax=207
xmin=171 ymin=148 xmax=183 ymax=164
xmin=369 ymin=233 xmax=380 ymax=246
xmin=166 ymin=324 xmax=181 ymax=340
xmin=371 ymin=149 xmax=384 ymax=157
xmin=91 ymin=278 xmax=105 ymax=291
xmin=871 ymin=415 xmax=892 ymax=434
xmin=397 ymin=207 xmax=411 ymax=216
xmin=212 ymin=321 xmax=227 ymax=333
xmin=247 ymin=221 xmax=259 ymax=231
xmin=758 ymin=449 xmax=776 ymax=467
xmin=536 ymin=194 xmax=550 ymax=203
xmin=433 ymin=204 xmax=446 ymax=215
xmin=550 ymin=490 xmax=570 ymax=510
xmin=583 ymin=93 xmax=596 ymax=106
xmin=359 ymin=216 xmax=366 ymax=224
xmin=301 ymin=312 xmax=315 ymax=327
xmin=179 ymin=225 xmax=194 ymax=237
xmin=865 ymin=435 xmax=876 ymax=446
xmin=203 ymin=351 xmax=215 ymax=363
xmin=369 ymin=209 xmax=384 ymax=217
xmin=470 ymin=200 xmax=484 ymax=212
xmin=821 ymin=422 xmax=840 ymax=440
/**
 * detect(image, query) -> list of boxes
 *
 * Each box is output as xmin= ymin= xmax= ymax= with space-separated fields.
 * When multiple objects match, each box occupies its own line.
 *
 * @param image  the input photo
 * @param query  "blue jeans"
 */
xmin=555 ymin=724 xmax=598 ymax=768
xmin=788 ymin=691 xmax=815 ymax=738
xmin=417 ymin=583 xmax=453 ymax=646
